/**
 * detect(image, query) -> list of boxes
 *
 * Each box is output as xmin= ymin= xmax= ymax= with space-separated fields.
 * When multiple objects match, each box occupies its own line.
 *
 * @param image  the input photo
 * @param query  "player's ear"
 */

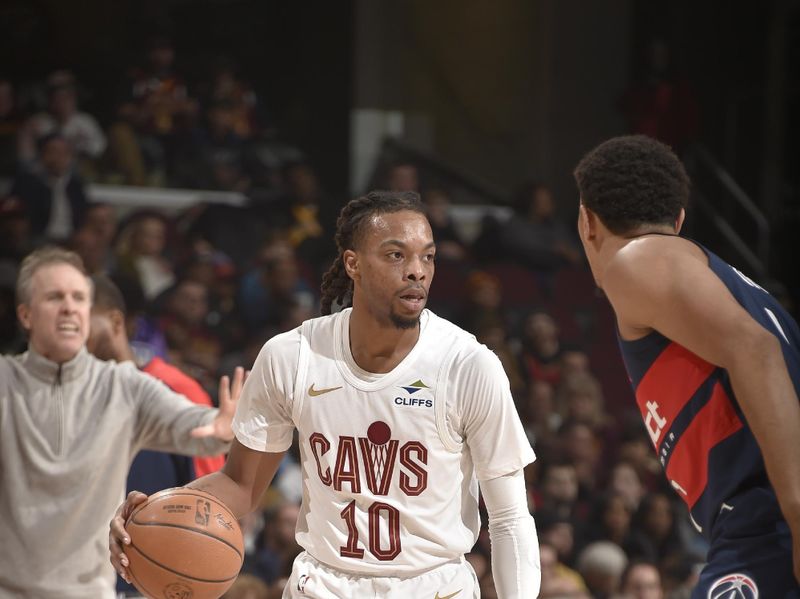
xmin=578 ymin=203 xmax=596 ymax=241
xmin=343 ymin=249 xmax=359 ymax=280
xmin=110 ymin=309 xmax=126 ymax=336
xmin=675 ymin=208 xmax=686 ymax=233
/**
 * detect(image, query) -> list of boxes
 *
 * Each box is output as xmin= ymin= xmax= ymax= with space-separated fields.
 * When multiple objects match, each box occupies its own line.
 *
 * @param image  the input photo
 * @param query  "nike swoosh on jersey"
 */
xmin=308 ymin=384 xmax=343 ymax=397
xmin=434 ymin=590 xmax=461 ymax=599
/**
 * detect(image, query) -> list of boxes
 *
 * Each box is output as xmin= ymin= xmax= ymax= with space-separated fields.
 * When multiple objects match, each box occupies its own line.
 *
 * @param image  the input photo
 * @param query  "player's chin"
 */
xmin=390 ymin=302 xmax=424 ymax=330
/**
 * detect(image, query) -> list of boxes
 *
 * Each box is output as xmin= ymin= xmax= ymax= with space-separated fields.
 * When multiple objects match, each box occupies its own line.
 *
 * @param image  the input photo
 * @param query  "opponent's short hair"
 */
xmin=319 ymin=190 xmax=425 ymax=315
xmin=90 ymin=273 xmax=126 ymax=315
xmin=573 ymin=135 xmax=690 ymax=235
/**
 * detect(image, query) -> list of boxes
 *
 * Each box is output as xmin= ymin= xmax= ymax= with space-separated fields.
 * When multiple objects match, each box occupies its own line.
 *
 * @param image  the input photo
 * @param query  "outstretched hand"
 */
xmin=190 ymin=366 xmax=246 ymax=441
xmin=108 ymin=490 xmax=148 ymax=584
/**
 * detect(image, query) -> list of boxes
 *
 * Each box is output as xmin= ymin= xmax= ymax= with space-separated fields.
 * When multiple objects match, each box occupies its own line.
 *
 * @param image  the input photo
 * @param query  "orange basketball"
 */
xmin=125 ymin=488 xmax=244 ymax=599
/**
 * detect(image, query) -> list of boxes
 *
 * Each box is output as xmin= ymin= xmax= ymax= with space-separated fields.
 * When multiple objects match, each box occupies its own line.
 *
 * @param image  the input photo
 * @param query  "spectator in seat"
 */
xmin=17 ymin=70 xmax=106 ymax=179
xmin=9 ymin=132 xmax=88 ymax=242
xmin=499 ymin=181 xmax=581 ymax=272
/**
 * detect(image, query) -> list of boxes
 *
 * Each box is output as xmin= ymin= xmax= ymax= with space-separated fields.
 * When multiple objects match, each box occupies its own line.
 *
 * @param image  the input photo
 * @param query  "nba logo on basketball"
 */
xmin=164 ymin=582 xmax=194 ymax=599
xmin=707 ymin=573 xmax=758 ymax=599
xmin=195 ymin=499 xmax=211 ymax=526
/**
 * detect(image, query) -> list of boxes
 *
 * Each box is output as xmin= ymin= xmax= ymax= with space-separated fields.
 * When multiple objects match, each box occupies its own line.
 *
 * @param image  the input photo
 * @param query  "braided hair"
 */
xmin=320 ymin=190 xmax=425 ymax=315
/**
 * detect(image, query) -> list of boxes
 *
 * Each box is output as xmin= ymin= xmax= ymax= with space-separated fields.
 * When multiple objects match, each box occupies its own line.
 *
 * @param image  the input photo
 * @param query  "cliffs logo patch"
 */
xmin=400 ymin=379 xmax=429 ymax=395
xmin=395 ymin=379 xmax=432 ymax=408
xmin=707 ymin=573 xmax=758 ymax=599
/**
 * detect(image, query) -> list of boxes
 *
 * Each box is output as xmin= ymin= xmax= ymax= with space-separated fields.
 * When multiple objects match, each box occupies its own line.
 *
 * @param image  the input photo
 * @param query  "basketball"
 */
xmin=125 ymin=488 xmax=244 ymax=599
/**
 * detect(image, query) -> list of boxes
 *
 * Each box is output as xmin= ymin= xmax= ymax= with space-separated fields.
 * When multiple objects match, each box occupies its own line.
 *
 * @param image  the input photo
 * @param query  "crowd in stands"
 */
xmin=0 ymin=37 xmax=707 ymax=599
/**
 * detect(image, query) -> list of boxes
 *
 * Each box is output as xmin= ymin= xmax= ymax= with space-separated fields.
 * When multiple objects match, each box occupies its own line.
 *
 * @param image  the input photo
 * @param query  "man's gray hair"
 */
xmin=16 ymin=246 xmax=91 ymax=305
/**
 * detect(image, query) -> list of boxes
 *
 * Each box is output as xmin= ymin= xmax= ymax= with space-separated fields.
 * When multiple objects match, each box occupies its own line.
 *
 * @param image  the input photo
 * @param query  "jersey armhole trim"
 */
xmin=235 ymin=430 xmax=292 ymax=454
xmin=291 ymin=320 xmax=312 ymax=425
xmin=434 ymin=340 xmax=467 ymax=453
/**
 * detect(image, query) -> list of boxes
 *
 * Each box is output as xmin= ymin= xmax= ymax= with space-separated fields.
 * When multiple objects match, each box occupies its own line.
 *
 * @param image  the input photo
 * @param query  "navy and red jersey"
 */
xmin=617 ymin=240 xmax=800 ymax=537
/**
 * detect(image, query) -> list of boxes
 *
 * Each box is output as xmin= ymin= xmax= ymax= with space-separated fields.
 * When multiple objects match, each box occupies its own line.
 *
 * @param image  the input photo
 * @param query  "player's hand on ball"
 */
xmin=191 ymin=366 xmax=246 ymax=441
xmin=109 ymin=490 xmax=148 ymax=583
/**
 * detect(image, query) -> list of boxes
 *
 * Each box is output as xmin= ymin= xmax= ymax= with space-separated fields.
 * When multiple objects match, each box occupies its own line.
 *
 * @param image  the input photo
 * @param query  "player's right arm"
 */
xmin=604 ymin=238 xmax=800 ymax=582
xmin=109 ymin=442 xmax=285 ymax=582
xmin=110 ymin=328 xmax=301 ymax=582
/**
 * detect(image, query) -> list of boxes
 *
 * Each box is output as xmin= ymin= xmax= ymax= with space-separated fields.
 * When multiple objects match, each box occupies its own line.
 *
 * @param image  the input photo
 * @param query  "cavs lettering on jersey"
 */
xmin=232 ymin=308 xmax=535 ymax=575
xmin=617 ymin=241 xmax=800 ymax=536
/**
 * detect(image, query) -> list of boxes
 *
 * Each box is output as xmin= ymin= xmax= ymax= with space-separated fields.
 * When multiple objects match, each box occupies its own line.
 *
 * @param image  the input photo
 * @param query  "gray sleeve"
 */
xmin=125 ymin=366 xmax=229 ymax=456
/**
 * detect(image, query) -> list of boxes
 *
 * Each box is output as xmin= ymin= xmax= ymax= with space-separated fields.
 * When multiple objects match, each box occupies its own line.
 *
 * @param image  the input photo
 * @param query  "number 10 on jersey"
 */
xmin=340 ymin=500 xmax=401 ymax=560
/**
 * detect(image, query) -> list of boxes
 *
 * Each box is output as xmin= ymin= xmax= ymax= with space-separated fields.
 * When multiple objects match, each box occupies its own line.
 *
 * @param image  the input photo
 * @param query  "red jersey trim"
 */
xmin=664 ymin=382 xmax=743 ymax=508
xmin=635 ymin=343 xmax=716 ymax=447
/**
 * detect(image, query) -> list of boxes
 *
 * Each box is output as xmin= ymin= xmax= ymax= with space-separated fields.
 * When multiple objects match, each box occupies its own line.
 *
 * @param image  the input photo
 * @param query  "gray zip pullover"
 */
xmin=0 ymin=347 xmax=229 ymax=598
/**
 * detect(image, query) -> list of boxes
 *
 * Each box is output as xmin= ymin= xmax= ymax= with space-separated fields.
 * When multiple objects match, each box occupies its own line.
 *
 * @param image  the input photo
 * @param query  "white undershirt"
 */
xmin=45 ymin=176 xmax=72 ymax=240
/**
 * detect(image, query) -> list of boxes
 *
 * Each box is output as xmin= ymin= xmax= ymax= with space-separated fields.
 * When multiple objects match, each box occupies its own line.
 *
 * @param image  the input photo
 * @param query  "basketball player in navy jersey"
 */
xmin=573 ymin=134 xmax=800 ymax=598
xmin=110 ymin=191 xmax=540 ymax=598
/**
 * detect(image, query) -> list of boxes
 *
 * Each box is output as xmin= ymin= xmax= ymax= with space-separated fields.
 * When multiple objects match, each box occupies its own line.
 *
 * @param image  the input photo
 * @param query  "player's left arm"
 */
xmin=480 ymin=470 xmax=541 ymax=599
xmin=457 ymin=347 xmax=540 ymax=597
xmin=605 ymin=243 xmax=800 ymax=581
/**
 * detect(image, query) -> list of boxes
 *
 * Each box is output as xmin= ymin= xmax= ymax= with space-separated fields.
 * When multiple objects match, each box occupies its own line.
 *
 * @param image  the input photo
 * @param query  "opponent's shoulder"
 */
xmin=605 ymin=236 xmax=706 ymax=303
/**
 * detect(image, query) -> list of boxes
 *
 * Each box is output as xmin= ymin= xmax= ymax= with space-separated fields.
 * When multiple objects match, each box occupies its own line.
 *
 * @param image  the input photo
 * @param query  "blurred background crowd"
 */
xmin=1 ymin=1 xmax=798 ymax=598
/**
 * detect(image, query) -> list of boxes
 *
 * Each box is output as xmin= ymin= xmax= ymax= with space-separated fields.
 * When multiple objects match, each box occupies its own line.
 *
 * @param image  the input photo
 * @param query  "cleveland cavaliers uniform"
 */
xmin=233 ymin=308 xmax=535 ymax=597
xmin=618 ymin=241 xmax=800 ymax=598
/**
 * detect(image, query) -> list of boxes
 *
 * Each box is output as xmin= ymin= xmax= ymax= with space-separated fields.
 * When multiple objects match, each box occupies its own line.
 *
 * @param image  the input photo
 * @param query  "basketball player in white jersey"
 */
xmin=110 ymin=191 xmax=540 ymax=598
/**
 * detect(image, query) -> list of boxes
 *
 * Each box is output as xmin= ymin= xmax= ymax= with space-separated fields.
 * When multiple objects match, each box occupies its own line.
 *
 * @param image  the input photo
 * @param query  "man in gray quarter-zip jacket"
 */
xmin=0 ymin=246 xmax=243 ymax=599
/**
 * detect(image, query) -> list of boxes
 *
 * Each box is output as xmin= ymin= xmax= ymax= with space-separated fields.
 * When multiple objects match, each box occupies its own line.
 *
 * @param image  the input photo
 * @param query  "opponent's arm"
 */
xmin=605 ymin=242 xmax=800 ymax=580
xmin=481 ymin=470 xmax=541 ymax=599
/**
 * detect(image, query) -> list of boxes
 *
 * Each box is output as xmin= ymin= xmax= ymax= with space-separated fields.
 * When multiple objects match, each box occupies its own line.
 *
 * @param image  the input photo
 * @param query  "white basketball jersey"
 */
xmin=233 ymin=308 xmax=535 ymax=576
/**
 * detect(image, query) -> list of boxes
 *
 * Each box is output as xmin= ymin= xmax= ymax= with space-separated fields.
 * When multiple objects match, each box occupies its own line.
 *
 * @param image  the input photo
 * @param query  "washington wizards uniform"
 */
xmin=618 ymin=241 xmax=800 ymax=598
xmin=233 ymin=308 xmax=535 ymax=596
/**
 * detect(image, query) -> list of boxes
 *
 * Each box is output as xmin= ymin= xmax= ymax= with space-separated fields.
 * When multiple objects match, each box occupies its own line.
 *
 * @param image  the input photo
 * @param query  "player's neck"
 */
xmin=623 ymin=226 xmax=679 ymax=240
xmin=347 ymin=310 xmax=420 ymax=374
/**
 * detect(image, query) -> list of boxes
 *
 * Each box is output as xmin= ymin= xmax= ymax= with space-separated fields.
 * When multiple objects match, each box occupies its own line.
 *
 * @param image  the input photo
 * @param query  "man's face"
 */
xmin=17 ymin=263 xmax=91 ymax=363
xmin=543 ymin=466 xmax=578 ymax=503
xmin=348 ymin=210 xmax=435 ymax=329
xmin=41 ymin=138 xmax=72 ymax=178
xmin=171 ymin=281 xmax=208 ymax=326
xmin=85 ymin=205 xmax=117 ymax=244
xmin=133 ymin=218 xmax=166 ymax=256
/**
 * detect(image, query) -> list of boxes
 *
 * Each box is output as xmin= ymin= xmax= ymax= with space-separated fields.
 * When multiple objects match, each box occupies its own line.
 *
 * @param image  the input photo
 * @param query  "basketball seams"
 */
xmin=124 ymin=489 xmax=244 ymax=597
xmin=127 ymin=538 xmax=239 ymax=584
xmin=127 ymin=552 xmax=160 ymax=599
xmin=127 ymin=520 xmax=244 ymax=560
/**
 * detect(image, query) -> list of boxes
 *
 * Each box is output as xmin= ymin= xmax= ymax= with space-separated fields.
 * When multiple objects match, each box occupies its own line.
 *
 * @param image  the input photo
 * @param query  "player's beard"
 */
xmin=389 ymin=308 xmax=420 ymax=330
